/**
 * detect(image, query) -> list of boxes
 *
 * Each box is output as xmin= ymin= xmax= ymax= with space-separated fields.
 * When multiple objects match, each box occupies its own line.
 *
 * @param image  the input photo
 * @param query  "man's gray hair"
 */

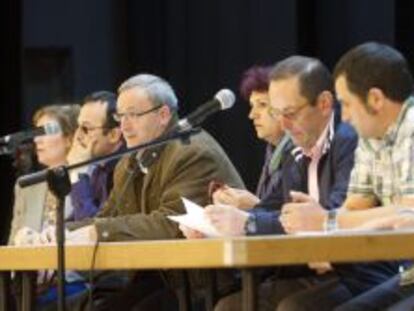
xmin=118 ymin=74 xmax=178 ymax=111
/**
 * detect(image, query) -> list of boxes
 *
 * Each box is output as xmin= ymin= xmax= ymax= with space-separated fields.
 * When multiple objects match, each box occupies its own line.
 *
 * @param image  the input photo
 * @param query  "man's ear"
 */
xmin=316 ymin=91 xmax=334 ymax=116
xmin=158 ymin=105 xmax=172 ymax=126
xmin=107 ymin=127 xmax=123 ymax=144
xmin=366 ymin=88 xmax=386 ymax=114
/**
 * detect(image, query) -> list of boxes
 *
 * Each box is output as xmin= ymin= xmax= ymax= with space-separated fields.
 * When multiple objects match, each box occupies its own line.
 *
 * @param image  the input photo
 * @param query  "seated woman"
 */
xmin=9 ymin=104 xmax=80 ymax=245
xmin=8 ymin=104 xmax=82 ymax=306
xmin=212 ymin=65 xmax=289 ymax=209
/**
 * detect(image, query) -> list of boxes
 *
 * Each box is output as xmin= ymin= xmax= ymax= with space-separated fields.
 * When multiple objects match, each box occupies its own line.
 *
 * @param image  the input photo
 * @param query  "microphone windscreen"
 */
xmin=215 ymin=89 xmax=235 ymax=110
xmin=43 ymin=121 xmax=62 ymax=135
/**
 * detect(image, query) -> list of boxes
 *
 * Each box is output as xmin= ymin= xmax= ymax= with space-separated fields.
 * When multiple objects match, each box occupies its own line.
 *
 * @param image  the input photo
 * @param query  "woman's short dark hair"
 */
xmin=334 ymin=42 xmax=414 ymax=103
xmin=239 ymin=66 xmax=272 ymax=101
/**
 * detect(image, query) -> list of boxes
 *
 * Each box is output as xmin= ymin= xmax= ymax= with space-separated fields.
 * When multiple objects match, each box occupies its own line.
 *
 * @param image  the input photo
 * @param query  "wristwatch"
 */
xmin=324 ymin=209 xmax=338 ymax=232
xmin=244 ymin=213 xmax=257 ymax=235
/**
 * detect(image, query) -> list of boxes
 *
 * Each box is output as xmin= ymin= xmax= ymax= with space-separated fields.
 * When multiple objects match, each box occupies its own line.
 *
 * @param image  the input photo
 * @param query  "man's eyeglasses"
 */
xmin=79 ymin=125 xmax=106 ymax=135
xmin=267 ymin=102 xmax=308 ymax=120
xmin=113 ymin=105 xmax=163 ymax=122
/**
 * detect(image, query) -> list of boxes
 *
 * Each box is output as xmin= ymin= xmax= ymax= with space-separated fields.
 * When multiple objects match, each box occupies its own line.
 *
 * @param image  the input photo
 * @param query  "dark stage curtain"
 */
xmin=0 ymin=0 xmax=413 ymax=243
xmin=0 ymin=0 xmax=22 ymax=244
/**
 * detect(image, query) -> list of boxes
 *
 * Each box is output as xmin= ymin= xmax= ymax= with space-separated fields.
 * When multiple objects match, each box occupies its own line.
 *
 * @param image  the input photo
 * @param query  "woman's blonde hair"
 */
xmin=32 ymin=104 xmax=80 ymax=139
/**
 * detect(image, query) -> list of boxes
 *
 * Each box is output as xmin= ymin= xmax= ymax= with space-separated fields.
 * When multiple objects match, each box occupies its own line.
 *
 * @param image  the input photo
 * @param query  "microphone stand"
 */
xmin=18 ymin=127 xmax=201 ymax=311
xmin=46 ymin=166 xmax=71 ymax=311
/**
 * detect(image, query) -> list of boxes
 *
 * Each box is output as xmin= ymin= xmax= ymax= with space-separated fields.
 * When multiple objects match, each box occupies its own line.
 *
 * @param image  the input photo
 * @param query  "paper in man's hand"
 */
xmin=168 ymin=197 xmax=222 ymax=237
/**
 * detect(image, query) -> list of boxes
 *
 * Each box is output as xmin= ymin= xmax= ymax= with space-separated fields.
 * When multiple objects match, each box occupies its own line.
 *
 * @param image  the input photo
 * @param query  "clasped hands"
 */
xmin=280 ymin=191 xmax=326 ymax=234
xmin=14 ymin=225 xmax=97 ymax=246
xmin=280 ymin=191 xmax=332 ymax=274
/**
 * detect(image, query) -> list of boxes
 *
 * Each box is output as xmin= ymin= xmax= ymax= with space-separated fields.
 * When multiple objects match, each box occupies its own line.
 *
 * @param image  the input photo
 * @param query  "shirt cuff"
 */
xmin=94 ymin=218 xmax=113 ymax=242
xmin=250 ymin=210 xmax=284 ymax=235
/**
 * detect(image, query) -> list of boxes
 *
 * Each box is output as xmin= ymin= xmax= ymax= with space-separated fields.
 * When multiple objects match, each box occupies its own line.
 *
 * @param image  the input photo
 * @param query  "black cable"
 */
xmin=85 ymin=129 xmax=193 ymax=310
xmin=87 ymin=152 xmax=141 ymax=311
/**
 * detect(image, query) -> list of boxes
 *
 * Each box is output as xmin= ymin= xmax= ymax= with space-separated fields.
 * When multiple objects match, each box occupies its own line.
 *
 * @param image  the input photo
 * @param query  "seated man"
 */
xmin=67 ymin=90 xmax=124 ymax=220
xmin=281 ymin=43 xmax=414 ymax=235
xmin=63 ymin=74 xmax=244 ymax=311
xmin=182 ymin=56 xmax=398 ymax=311
xmin=319 ymin=42 xmax=414 ymax=311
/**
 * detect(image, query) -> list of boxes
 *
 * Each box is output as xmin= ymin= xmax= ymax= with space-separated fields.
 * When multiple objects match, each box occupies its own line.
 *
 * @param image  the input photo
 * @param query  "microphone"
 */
xmin=0 ymin=121 xmax=62 ymax=145
xmin=177 ymin=89 xmax=235 ymax=130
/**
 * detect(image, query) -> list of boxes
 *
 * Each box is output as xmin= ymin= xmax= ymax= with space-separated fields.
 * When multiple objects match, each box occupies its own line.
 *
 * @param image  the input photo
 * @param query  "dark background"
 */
xmin=0 ymin=0 xmax=413 ymax=243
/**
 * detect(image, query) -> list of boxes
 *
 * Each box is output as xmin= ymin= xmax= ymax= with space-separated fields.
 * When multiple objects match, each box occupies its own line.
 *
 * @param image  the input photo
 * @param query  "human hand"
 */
xmin=204 ymin=204 xmax=249 ymax=236
xmin=38 ymin=225 xmax=74 ymax=245
xmin=66 ymin=225 xmax=98 ymax=245
xmin=392 ymin=213 xmax=414 ymax=229
xmin=280 ymin=191 xmax=326 ymax=233
xmin=13 ymin=227 xmax=41 ymax=246
xmin=308 ymin=262 xmax=333 ymax=274
xmin=179 ymin=224 xmax=206 ymax=239
xmin=39 ymin=225 xmax=57 ymax=244
xmin=66 ymin=129 xmax=95 ymax=165
xmin=359 ymin=212 xmax=414 ymax=230
xmin=67 ymin=130 xmax=96 ymax=182
xmin=212 ymin=186 xmax=260 ymax=210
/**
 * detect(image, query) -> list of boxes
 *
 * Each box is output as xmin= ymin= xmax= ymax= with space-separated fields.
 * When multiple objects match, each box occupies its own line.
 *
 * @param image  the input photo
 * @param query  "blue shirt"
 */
xmin=69 ymin=157 xmax=119 ymax=221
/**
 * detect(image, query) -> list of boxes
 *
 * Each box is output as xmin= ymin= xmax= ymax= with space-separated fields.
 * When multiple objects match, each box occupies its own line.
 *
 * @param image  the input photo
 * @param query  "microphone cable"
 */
xmin=85 ymin=124 xmax=198 ymax=310
xmin=87 ymin=152 xmax=141 ymax=311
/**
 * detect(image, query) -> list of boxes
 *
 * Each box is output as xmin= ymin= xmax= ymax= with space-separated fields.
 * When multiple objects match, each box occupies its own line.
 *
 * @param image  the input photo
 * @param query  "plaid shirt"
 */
xmin=347 ymin=97 xmax=414 ymax=205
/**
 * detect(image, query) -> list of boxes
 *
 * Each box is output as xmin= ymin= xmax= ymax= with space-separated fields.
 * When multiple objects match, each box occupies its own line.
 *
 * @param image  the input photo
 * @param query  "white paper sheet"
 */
xmin=168 ymin=197 xmax=222 ymax=237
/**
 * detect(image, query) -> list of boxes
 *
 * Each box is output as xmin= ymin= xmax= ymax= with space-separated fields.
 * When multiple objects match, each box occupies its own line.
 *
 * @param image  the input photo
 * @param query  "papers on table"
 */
xmin=168 ymin=198 xmax=222 ymax=237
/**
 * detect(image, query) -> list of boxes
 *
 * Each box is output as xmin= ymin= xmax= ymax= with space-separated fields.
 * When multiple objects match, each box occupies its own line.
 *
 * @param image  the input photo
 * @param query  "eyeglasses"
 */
xmin=267 ymin=102 xmax=309 ymax=120
xmin=113 ymin=105 xmax=163 ymax=122
xmin=79 ymin=125 xmax=106 ymax=135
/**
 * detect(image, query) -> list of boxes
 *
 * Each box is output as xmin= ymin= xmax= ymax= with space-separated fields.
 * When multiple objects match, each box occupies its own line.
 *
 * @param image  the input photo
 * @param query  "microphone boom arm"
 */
xmin=18 ymin=127 xmax=201 ymax=188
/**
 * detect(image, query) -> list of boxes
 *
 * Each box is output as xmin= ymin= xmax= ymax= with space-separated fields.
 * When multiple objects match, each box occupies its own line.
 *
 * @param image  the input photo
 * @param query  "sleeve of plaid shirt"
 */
xmin=346 ymin=139 xmax=375 ymax=197
xmin=396 ymin=129 xmax=414 ymax=197
xmin=347 ymin=129 xmax=414 ymax=203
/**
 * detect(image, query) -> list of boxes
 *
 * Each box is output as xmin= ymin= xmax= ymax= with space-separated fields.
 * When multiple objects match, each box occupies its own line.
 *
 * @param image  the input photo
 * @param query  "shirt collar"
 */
xmin=291 ymin=112 xmax=335 ymax=162
xmin=365 ymin=96 xmax=414 ymax=151
xmin=382 ymin=97 xmax=413 ymax=146
xmin=134 ymin=119 xmax=179 ymax=174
